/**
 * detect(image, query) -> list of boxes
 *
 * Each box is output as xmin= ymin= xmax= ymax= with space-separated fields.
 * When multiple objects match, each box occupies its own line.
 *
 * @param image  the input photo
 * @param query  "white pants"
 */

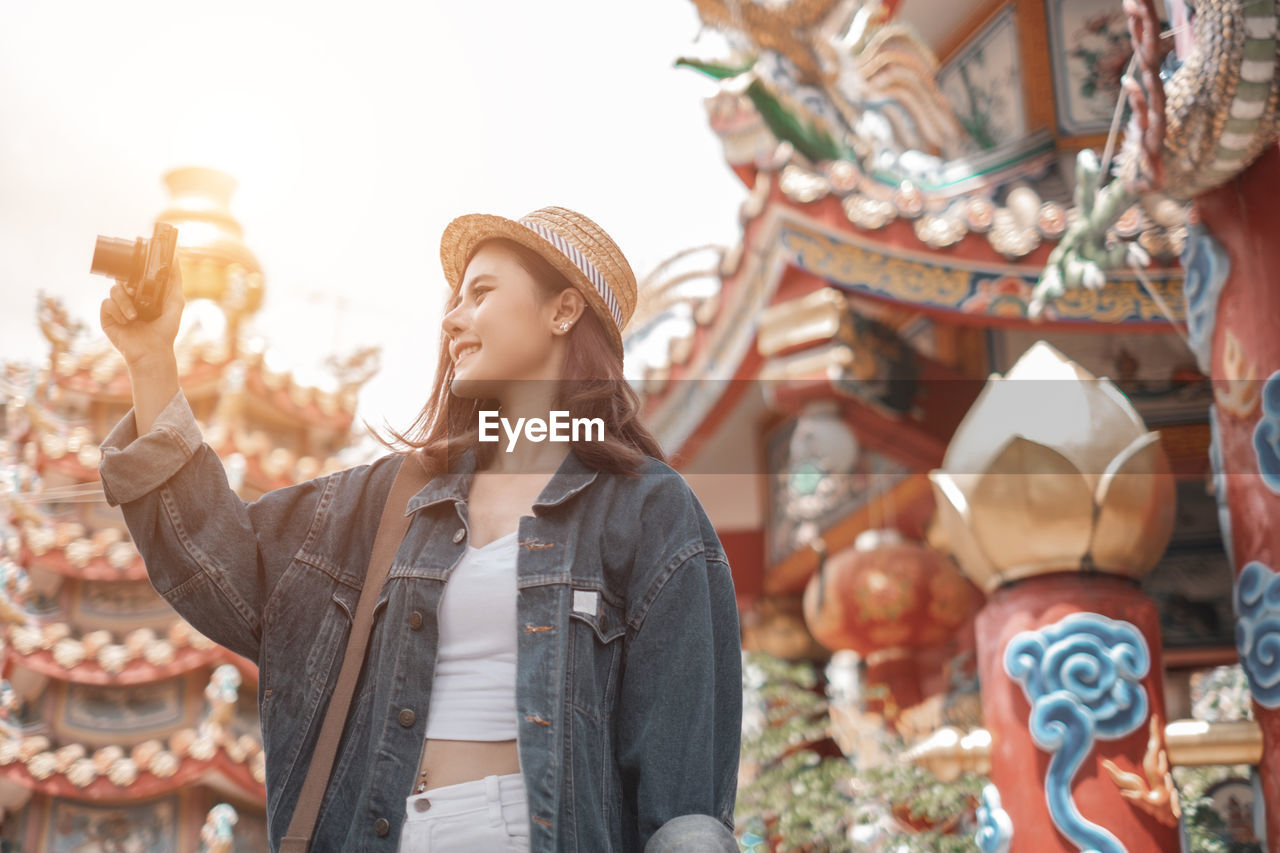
xmin=397 ymin=772 xmax=531 ymax=853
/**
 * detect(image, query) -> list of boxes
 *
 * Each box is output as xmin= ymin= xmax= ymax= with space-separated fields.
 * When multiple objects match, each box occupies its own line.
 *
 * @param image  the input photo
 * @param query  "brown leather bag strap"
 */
xmin=280 ymin=450 xmax=432 ymax=853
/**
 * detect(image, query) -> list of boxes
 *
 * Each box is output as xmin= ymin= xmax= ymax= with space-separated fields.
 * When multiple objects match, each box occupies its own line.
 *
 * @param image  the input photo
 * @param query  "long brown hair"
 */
xmin=365 ymin=237 xmax=665 ymax=479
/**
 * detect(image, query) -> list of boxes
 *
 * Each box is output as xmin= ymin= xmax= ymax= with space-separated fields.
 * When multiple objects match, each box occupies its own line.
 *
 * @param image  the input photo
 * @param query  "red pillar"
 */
xmin=977 ymin=573 xmax=1181 ymax=852
xmin=1196 ymin=143 xmax=1280 ymax=848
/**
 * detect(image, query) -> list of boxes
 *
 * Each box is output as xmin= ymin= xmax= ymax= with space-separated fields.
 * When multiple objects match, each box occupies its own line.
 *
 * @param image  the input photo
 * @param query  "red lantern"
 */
xmin=802 ymin=529 xmax=982 ymax=655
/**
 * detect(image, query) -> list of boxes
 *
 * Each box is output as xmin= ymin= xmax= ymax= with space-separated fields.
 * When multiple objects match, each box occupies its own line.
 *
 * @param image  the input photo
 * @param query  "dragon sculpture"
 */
xmin=1030 ymin=0 xmax=1280 ymax=313
xmin=681 ymin=0 xmax=971 ymax=168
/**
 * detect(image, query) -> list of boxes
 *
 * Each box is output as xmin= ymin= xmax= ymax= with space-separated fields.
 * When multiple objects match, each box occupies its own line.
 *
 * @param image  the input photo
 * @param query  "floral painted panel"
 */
xmin=1045 ymin=0 xmax=1134 ymax=135
xmin=937 ymin=5 xmax=1027 ymax=150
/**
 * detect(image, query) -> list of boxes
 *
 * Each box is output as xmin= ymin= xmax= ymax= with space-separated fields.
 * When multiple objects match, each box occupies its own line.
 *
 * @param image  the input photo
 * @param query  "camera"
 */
xmin=90 ymin=222 xmax=178 ymax=322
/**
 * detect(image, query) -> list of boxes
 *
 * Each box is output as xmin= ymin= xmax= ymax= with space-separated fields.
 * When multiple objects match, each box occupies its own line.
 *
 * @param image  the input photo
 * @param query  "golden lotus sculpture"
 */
xmin=927 ymin=341 xmax=1175 ymax=592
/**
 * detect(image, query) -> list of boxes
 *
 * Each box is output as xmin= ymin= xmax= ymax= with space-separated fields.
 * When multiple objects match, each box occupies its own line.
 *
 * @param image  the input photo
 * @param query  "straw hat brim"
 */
xmin=439 ymin=213 xmax=625 ymax=360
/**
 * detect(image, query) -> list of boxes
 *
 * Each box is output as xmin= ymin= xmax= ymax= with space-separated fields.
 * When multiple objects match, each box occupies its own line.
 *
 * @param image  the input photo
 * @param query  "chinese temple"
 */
xmin=0 ymin=167 xmax=378 ymax=851
xmin=614 ymin=0 xmax=1277 ymax=848
xmin=3 ymin=0 xmax=1279 ymax=846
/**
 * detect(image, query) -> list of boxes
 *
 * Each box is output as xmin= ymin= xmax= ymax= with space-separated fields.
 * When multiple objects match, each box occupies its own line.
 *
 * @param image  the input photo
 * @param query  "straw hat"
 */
xmin=439 ymin=206 xmax=637 ymax=360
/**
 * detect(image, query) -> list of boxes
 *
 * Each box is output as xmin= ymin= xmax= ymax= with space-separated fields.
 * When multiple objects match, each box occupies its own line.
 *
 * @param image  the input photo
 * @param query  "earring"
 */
xmin=559 ymin=322 xmax=570 ymax=331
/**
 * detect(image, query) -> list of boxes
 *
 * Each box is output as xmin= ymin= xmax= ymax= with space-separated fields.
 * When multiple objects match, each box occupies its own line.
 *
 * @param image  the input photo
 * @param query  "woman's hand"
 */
xmin=99 ymin=253 xmax=186 ymax=369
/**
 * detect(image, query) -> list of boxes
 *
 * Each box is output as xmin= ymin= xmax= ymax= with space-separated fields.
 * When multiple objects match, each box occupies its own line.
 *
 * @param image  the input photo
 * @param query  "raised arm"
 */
xmin=97 ymin=258 xmax=340 ymax=663
xmin=98 ymin=383 xmax=338 ymax=663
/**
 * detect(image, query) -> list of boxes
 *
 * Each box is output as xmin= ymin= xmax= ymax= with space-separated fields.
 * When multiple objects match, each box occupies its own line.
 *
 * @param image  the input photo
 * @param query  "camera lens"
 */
xmin=91 ymin=237 xmax=146 ymax=280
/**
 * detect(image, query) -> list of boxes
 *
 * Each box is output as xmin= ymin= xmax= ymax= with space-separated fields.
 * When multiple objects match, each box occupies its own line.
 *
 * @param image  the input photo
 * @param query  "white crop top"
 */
xmin=423 ymin=528 xmax=520 ymax=740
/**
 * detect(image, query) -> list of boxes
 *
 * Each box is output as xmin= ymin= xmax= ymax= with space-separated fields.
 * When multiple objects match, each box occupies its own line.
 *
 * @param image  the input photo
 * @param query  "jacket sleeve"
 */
xmin=615 ymin=479 xmax=743 ymax=849
xmin=97 ymin=386 xmax=338 ymax=662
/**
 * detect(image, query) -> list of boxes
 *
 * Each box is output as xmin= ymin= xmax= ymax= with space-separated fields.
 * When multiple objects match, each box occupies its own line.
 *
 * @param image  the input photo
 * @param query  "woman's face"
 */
xmin=442 ymin=242 xmax=571 ymax=397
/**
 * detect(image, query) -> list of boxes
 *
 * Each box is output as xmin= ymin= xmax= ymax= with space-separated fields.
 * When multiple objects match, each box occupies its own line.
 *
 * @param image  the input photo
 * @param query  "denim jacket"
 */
xmin=97 ymin=387 xmax=742 ymax=853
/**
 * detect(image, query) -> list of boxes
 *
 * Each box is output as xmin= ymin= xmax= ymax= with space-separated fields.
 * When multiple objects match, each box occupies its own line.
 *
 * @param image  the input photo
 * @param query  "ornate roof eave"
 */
xmin=9 ymin=423 xmax=351 ymax=524
xmin=733 ymin=175 xmax=1188 ymax=327
xmin=42 ymin=345 xmax=362 ymax=425
xmin=47 ymin=344 xmax=231 ymax=406
xmin=30 ymin=295 xmax=367 ymax=425
xmin=626 ymin=191 xmax=784 ymax=459
xmin=0 ymin=657 xmax=264 ymax=798
xmin=230 ymin=334 xmax=378 ymax=433
xmin=0 ymin=748 xmax=264 ymax=802
xmin=624 ymin=183 xmax=1186 ymax=462
xmin=1 ymin=618 xmax=245 ymax=685
xmin=0 ymin=718 xmax=264 ymax=798
xmin=703 ymin=87 xmax=1192 ymax=270
xmin=13 ymin=528 xmax=149 ymax=582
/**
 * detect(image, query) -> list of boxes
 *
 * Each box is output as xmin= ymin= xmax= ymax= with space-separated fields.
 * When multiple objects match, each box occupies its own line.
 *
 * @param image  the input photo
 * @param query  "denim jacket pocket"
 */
xmin=566 ymin=590 xmax=626 ymax=721
xmin=326 ymin=573 xmax=400 ymax=625
xmin=322 ymin=573 xmax=396 ymax=681
xmin=316 ymin=582 xmax=363 ymax=680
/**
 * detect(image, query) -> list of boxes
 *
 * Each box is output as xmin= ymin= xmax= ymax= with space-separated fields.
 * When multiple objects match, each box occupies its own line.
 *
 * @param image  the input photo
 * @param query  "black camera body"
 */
xmin=90 ymin=222 xmax=178 ymax=322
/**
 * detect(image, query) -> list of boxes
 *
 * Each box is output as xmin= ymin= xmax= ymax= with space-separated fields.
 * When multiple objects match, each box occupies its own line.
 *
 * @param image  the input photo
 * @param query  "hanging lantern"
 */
xmin=802 ymin=529 xmax=983 ymax=656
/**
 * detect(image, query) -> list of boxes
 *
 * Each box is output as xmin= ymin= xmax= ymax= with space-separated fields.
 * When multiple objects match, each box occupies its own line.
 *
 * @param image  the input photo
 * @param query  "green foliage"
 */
xmin=1190 ymin=665 xmax=1255 ymax=723
xmin=735 ymin=650 xmax=987 ymax=852
xmin=1175 ymin=664 xmax=1263 ymax=852
xmin=736 ymin=656 xmax=1267 ymax=851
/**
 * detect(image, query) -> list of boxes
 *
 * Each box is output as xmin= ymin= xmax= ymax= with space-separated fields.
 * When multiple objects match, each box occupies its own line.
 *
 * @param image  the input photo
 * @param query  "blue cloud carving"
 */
xmin=976 ymin=783 xmax=1013 ymax=853
xmin=1253 ymin=369 xmax=1280 ymax=494
xmin=1235 ymin=560 xmax=1280 ymax=708
xmin=1181 ymin=221 xmax=1230 ymax=375
xmin=1003 ymin=612 xmax=1150 ymax=853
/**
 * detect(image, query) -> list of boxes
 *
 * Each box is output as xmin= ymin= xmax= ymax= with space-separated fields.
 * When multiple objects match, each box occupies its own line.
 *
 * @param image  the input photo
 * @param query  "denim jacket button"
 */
xmin=398 ymin=708 xmax=416 ymax=727
xmin=408 ymin=611 xmax=423 ymax=630
xmin=374 ymin=817 xmax=390 ymax=836
xmin=452 ymin=527 xmax=466 ymax=543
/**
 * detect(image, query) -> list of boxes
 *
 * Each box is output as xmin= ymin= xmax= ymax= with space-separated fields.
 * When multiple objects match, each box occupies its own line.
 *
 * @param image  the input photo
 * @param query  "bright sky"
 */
xmin=0 ymin=1 xmax=744 ymax=449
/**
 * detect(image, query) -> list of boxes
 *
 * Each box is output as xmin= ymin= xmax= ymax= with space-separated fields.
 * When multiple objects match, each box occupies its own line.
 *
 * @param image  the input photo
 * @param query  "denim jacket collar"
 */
xmin=403 ymin=444 xmax=600 ymax=516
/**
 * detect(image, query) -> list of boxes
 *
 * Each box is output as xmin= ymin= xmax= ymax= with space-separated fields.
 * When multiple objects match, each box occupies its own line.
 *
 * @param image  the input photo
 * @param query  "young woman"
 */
xmin=97 ymin=205 xmax=742 ymax=853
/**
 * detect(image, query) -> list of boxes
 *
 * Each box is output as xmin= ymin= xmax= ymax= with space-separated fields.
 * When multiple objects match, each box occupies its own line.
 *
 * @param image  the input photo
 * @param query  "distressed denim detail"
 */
xmin=98 ymin=395 xmax=742 ymax=853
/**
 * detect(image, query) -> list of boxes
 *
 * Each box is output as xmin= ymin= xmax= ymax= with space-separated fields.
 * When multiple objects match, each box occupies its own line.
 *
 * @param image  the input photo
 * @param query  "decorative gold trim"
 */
xmin=1164 ymin=718 xmax=1265 ymax=767
xmin=905 ymin=718 xmax=1264 ymax=780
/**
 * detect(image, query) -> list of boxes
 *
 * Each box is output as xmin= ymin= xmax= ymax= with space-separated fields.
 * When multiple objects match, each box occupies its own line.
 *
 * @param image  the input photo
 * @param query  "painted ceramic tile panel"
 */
xmin=65 ymin=679 xmax=183 ymax=732
xmin=937 ymin=5 xmax=1027 ymax=149
xmin=1045 ymin=0 xmax=1133 ymax=134
xmin=45 ymin=795 xmax=179 ymax=852
xmin=1202 ymin=778 xmax=1265 ymax=849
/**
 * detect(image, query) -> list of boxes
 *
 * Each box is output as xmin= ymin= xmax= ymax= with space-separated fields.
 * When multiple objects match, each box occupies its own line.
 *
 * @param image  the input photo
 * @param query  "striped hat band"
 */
xmin=518 ymin=218 xmax=624 ymax=331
